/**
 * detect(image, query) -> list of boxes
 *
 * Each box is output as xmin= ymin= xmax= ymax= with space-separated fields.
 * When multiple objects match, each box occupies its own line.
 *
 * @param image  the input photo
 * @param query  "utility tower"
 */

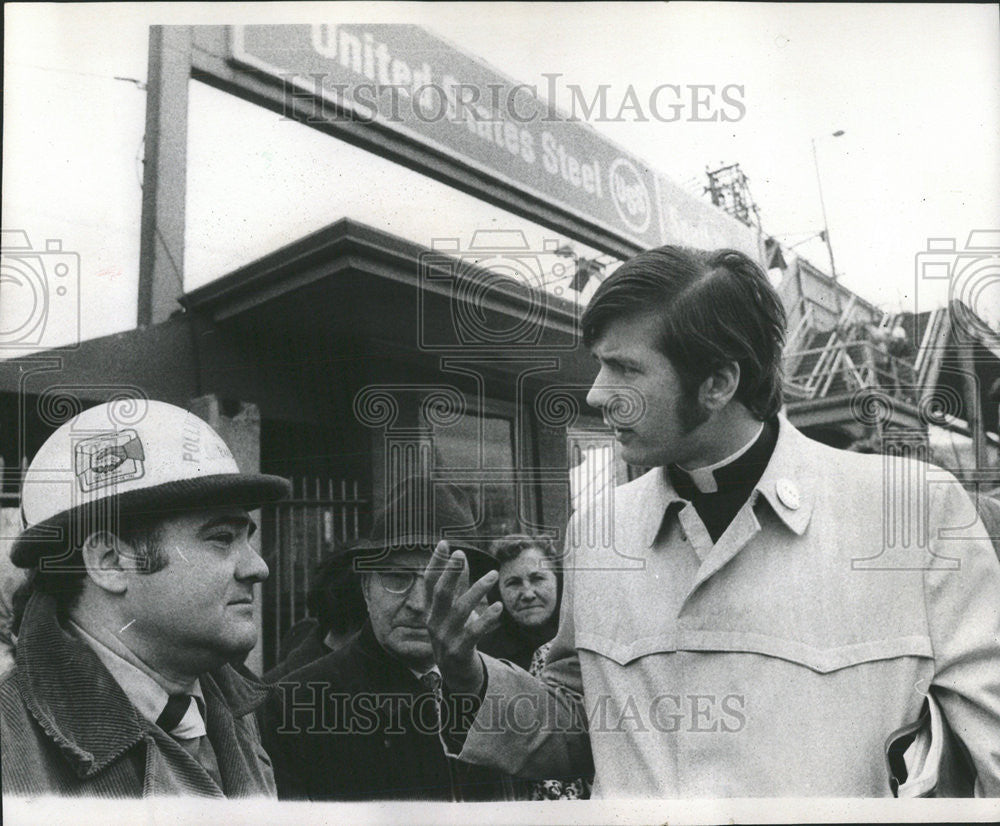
xmin=705 ymin=163 xmax=761 ymax=229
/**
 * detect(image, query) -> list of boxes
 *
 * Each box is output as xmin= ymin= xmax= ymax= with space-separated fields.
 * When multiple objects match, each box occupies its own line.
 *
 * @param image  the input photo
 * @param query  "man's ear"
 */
xmin=698 ymin=362 xmax=741 ymax=412
xmin=359 ymin=573 xmax=372 ymax=608
xmin=80 ymin=532 xmax=129 ymax=595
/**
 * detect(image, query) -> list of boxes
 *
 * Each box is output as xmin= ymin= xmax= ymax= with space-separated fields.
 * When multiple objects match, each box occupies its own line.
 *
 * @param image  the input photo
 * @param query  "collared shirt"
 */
xmin=668 ymin=418 xmax=778 ymax=542
xmin=410 ymin=664 xmax=442 ymax=685
xmin=457 ymin=415 xmax=1000 ymax=797
xmin=675 ymin=421 xmax=765 ymax=493
xmin=68 ymin=619 xmax=207 ymax=740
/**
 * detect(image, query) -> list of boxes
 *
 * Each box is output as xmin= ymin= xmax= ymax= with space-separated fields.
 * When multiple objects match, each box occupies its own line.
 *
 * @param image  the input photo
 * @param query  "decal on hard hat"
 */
xmin=74 ymin=430 xmax=146 ymax=492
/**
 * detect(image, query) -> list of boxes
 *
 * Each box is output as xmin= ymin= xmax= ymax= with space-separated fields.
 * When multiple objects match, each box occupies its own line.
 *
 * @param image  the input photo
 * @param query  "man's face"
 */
xmin=586 ymin=310 xmax=707 ymax=468
xmin=122 ymin=506 xmax=268 ymax=674
xmin=361 ymin=550 xmax=434 ymax=670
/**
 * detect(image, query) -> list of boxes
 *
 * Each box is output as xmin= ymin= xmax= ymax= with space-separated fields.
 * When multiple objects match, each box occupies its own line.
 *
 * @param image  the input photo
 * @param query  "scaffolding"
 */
xmin=783 ymin=288 xmax=922 ymax=403
xmin=705 ymin=163 xmax=761 ymax=229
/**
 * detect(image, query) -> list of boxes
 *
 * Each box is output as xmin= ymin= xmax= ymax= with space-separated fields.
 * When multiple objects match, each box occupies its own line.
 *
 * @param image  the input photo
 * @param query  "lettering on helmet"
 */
xmin=181 ymin=419 xmax=234 ymax=463
xmin=182 ymin=419 xmax=202 ymax=463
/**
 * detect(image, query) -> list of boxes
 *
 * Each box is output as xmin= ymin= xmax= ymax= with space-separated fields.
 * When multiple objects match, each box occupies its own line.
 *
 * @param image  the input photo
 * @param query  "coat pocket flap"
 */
xmin=576 ymin=632 xmax=679 ymax=665
xmin=577 ymin=630 xmax=933 ymax=673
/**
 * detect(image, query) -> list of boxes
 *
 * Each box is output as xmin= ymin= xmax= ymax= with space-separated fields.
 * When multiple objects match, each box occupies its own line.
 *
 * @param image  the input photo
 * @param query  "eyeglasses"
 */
xmin=374 ymin=569 xmax=425 ymax=595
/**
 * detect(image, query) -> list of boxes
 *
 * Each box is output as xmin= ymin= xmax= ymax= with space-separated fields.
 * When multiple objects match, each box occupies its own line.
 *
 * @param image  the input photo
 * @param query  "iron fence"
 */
xmin=260 ymin=476 xmax=368 ymax=671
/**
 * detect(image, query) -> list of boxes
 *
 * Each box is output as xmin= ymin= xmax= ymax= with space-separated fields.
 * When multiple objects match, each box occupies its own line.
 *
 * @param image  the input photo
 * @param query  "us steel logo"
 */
xmin=609 ymin=157 xmax=652 ymax=235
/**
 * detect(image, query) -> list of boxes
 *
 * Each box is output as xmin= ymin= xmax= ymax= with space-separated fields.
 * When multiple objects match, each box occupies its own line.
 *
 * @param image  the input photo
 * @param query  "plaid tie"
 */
xmin=419 ymin=670 xmax=442 ymax=695
xmin=156 ymin=693 xmax=192 ymax=733
xmin=417 ymin=670 xmax=457 ymax=800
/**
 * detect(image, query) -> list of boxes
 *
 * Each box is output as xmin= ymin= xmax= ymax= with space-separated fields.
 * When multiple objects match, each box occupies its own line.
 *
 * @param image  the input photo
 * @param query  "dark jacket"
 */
xmin=264 ymin=619 xmax=332 ymax=683
xmin=480 ymin=611 xmax=558 ymax=672
xmin=0 ymin=592 xmax=276 ymax=798
xmin=262 ymin=621 xmax=511 ymax=801
xmin=264 ymin=622 xmax=362 ymax=684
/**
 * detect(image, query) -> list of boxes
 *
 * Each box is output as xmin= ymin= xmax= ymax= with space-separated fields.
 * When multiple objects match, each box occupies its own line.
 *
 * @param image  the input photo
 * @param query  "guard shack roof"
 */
xmin=1 ymin=218 xmax=597 ymax=459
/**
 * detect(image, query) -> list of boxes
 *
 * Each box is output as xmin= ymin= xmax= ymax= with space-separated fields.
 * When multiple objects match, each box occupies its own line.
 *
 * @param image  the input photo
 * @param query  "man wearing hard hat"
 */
xmin=0 ymin=399 xmax=290 ymax=798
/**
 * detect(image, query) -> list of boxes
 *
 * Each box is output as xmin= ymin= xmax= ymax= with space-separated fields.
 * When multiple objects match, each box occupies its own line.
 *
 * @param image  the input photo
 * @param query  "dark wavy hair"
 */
xmin=12 ymin=516 xmax=168 ymax=633
xmin=581 ymin=246 xmax=786 ymax=421
xmin=307 ymin=546 xmax=367 ymax=636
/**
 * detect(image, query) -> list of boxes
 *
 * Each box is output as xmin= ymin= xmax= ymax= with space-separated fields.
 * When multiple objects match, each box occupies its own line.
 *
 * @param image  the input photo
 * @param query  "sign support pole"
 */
xmin=138 ymin=26 xmax=193 ymax=327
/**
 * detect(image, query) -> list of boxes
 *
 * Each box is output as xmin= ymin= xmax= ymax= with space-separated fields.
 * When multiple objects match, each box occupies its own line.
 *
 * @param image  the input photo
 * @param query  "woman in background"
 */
xmin=481 ymin=534 xmax=592 ymax=800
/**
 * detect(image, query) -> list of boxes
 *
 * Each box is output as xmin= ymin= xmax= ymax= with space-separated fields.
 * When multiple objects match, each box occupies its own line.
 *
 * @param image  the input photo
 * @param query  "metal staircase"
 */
xmin=784 ymin=295 xmax=919 ymax=404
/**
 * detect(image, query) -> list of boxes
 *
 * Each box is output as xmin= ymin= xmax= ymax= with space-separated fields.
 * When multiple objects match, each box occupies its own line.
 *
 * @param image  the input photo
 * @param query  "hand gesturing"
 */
xmin=423 ymin=540 xmax=503 ymax=694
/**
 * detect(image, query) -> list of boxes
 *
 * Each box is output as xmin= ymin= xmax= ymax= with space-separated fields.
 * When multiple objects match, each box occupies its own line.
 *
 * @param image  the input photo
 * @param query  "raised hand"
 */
xmin=424 ymin=540 xmax=503 ymax=694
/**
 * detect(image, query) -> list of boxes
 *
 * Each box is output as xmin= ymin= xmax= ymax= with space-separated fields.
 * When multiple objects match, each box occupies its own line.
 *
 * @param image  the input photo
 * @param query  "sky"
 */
xmin=2 ymin=2 xmax=998 ymax=355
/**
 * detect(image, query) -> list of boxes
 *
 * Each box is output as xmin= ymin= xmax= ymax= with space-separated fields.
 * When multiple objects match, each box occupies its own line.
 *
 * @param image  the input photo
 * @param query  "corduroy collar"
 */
xmin=15 ymin=591 xmax=273 ymax=778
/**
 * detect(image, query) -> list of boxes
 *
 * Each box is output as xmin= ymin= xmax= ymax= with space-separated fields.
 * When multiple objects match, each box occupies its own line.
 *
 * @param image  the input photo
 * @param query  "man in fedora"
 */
xmin=1 ymin=399 xmax=290 ymax=798
xmin=262 ymin=474 xmax=510 ymax=801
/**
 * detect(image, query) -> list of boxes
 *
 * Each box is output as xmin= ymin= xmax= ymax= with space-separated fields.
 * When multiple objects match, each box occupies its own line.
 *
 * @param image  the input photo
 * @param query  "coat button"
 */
xmin=776 ymin=478 xmax=800 ymax=510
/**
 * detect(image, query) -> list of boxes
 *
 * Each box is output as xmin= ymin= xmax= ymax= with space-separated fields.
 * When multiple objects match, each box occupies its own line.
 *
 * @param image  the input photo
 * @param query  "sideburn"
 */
xmin=678 ymin=389 xmax=712 ymax=434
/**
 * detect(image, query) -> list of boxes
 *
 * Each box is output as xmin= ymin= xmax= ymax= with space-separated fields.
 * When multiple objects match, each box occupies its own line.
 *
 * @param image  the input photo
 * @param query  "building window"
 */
xmin=431 ymin=409 xmax=519 ymax=540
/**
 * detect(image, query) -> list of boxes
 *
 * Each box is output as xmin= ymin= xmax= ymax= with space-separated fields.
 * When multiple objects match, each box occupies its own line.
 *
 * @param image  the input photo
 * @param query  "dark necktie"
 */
xmin=156 ymin=693 xmax=224 ymax=789
xmin=418 ymin=670 xmax=459 ymax=801
xmin=419 ymin=670 xmax=442 ymax=695
xmin=156 ymin=693 xmax=193 ymax=733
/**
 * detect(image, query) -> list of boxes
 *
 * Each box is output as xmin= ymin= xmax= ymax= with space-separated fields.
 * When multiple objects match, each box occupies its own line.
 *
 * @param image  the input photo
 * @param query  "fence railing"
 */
xmin=783 ymin=340 xmax=919 ymax=404
xmin=260 ymin=477 xmax=368 ymax=671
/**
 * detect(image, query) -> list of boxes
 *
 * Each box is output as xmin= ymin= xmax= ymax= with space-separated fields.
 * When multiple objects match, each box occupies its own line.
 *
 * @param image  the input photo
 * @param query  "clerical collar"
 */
xmin=668 ymin=419 xmax=776 ymax=498
xmin=676 ymin=422 xmax=764 ymax=493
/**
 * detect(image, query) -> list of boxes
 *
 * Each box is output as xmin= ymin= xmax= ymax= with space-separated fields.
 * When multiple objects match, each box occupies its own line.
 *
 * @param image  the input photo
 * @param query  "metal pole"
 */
xmin=138 ymin=26 xmax=193 ymax=327
xmin=811 ymin=136 xmax=838 ymax=283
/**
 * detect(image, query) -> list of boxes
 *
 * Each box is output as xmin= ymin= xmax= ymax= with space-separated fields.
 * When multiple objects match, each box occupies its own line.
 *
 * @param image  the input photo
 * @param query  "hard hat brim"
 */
xmin=11 ymin=472 xmax=291 ymax=568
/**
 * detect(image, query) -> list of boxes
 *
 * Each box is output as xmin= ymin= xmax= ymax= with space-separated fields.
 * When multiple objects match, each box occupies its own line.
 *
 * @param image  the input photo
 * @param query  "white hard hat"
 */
xmin=11 ymin=399 xmax=290 ymax=568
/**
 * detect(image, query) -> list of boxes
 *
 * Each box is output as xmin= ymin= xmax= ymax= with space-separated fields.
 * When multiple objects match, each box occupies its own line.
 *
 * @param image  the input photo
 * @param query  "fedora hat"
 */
xmin=348 ymin=474 xmax=495 ymax=578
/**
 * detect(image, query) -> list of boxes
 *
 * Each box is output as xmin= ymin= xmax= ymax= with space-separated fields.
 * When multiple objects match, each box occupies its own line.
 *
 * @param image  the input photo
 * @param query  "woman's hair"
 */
xmin=307 ymin=545 xmax=367 ymax=635
xmin=490 ymin=534 xmax=562 ymax=615
xmin=489 ymin=534 xmax=559 ymax=568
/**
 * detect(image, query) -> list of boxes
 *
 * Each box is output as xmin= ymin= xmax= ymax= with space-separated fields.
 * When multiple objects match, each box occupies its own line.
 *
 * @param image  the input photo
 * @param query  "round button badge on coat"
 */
xmin=775 ymin=478 xmax=800 ymax=510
